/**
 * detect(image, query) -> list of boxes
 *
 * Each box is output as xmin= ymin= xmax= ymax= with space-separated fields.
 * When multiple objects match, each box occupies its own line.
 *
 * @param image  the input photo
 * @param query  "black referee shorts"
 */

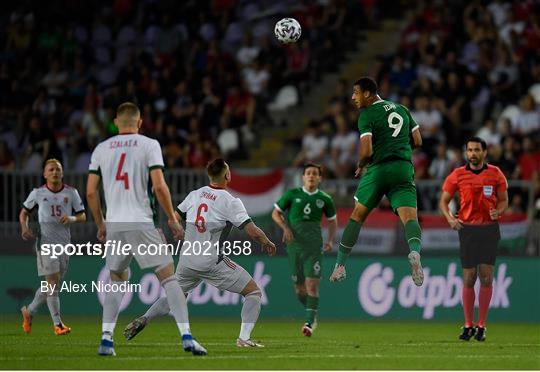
xmin=458 ymin=223 xmax=501 ymax=268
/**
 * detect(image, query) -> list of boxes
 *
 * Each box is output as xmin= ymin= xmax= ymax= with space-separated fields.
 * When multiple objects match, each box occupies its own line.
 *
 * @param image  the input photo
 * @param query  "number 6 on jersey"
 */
xmin=196 ymin=203 xmax=208 ymax=233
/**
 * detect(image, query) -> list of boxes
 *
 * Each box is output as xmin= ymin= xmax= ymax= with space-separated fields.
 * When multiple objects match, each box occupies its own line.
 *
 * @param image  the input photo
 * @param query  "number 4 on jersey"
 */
xmin=116 ymin=153 xmax=129 ymax=189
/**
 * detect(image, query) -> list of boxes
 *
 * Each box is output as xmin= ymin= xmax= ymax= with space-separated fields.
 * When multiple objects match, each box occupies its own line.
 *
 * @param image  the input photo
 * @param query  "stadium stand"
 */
xmin=301 ymin=0 xmax=540 ymax=216
xmin=0 ymin=0 xmax=363 ymax=171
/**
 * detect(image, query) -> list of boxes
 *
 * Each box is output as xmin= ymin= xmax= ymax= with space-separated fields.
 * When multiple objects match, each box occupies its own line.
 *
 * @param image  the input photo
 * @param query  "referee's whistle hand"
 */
xmin=448 ymin=217 xmax=463 ymax=230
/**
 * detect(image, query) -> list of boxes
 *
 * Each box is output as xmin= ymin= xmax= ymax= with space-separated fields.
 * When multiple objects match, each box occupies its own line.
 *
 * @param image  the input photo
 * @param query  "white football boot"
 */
xmin=329 ymin=264 xmax=346 ymax=282
xmin=236 ymin=338 xmax=265 ymax=347
xmin=408 ymin=251 xmax=424 ymax=286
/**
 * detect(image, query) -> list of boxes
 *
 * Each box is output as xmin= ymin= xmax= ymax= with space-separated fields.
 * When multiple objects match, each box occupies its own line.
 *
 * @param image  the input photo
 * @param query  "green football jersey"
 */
xmin=275 ymin=187 xmax=336 ymax=249
xmin=357 ymin=99 xmax=418 ymax=166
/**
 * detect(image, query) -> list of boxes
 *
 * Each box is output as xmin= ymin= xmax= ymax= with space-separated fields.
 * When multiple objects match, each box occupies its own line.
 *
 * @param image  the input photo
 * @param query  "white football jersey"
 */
xmin=177 ymin=185 xmax=251 ymax=270
xmin=89 ymin=134 xmax=164 ymax=231
xmin=22 ymin=184 xmax=85 ymax=245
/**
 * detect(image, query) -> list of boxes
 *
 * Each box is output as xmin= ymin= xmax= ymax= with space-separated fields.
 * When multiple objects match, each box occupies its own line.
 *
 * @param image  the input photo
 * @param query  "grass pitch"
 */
xmin=1 ymin=315 xmax=539 ymax=370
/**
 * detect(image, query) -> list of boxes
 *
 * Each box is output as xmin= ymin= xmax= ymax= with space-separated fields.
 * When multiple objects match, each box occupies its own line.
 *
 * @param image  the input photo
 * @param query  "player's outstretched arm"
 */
xmin=87 ymin=173 xmax=106 ymax=241
xmin=19 ymin=209 xmax=34 ymax=240
xmin=244 ymin=222 xmax=276 ymax=256
xmin=150 ymin=168 xmax=184 ymax=240
xmin=271 ymin=208 xmax=294 ymax=243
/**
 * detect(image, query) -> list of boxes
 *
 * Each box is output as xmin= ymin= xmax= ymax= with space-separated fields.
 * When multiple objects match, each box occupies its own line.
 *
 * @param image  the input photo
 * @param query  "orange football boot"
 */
xmin=54 ymin=323 xmax=71 ymax=335
xmin=21 ymin=306 xmax=32 ymax=334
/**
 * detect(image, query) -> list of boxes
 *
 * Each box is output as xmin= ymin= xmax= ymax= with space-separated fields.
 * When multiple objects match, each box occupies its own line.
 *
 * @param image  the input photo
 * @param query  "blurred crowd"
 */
xmin=296 ymin=0 xmax=540 ymax=214
xmin=0 ymin=0 xmax=363 ymax=172
xmin=2 ymin=0 xmax=539 ymax=214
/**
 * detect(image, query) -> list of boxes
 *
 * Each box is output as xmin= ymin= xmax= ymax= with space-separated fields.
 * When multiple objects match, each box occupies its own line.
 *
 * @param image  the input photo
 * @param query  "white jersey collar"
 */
xmin=302 ymin=187 xmax=319 ymax=196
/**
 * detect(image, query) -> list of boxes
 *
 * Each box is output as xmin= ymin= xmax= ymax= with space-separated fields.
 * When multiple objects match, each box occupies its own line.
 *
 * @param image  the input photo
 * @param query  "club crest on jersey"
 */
xmin=313 ymin=261 xmax=321 ymax=275
xmin=63 ymin=197 xmax=69 ymax=204
xmin=316 ymin=199 xmax=324 ymax=209
xmin=483 ymin=185 xmax=493 ymax=197
xmin=295 ymin=198 xmax=301 ymax=203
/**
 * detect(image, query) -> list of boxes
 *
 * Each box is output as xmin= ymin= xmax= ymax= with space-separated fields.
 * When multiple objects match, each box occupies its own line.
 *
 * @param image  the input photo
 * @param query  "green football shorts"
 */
xmin=354 ymin=160 xmax=417 ymax=211
xmin=286 ymin=245 xmax=322 ymax=284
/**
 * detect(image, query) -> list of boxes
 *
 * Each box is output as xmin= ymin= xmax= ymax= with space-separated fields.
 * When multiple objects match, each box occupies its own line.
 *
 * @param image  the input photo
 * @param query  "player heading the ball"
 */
xmin=330 ymin=77 xmax=425 ymax=287
xmin=123 ymin=158 xmax=276 ymax=348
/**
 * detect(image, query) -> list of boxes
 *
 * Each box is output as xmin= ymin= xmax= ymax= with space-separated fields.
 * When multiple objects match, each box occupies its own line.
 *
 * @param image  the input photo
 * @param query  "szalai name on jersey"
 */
xmin=89 ymin=134 xmax=164 ymax=231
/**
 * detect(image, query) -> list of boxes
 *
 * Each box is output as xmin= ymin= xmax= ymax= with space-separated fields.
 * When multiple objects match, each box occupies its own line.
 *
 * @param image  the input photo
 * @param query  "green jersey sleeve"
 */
xmin=401 ymin=104 xmax=419 ymax=133
xmin=324 ymin=195 xmax=337 ymax=220
xmin=357 ymin=111 xmax=373 ymax=137
xmin=275 ymin=189 xmax=293 ymax=212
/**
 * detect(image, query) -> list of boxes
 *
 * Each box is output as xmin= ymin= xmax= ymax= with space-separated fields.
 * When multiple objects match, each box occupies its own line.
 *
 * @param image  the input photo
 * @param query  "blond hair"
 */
xmin=116 ymin=102 xmax=141 ymax=128
xmin=44 ymin=158 xmax=62 ymax=169
xmin=117 ymin=102 xmax=140 ymax=117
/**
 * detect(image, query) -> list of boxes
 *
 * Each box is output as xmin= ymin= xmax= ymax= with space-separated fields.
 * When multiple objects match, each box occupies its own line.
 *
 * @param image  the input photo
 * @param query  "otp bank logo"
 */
xmin=357 ymin=263 xmax=395 ymax=316
xmin=358 ymin=262 xmax=512 ymax=319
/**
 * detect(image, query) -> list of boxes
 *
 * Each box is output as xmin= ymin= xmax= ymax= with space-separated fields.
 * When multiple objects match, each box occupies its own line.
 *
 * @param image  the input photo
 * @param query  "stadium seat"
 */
xmin=528 ymin=83 xmax=540 ymax=104
xmin=267 ymin=85 xmax=299 ymax=112
xmin=267 ymin=85 xmax=299 ymax=126
xmin=497 ymin=104 xmax=520 ymax=129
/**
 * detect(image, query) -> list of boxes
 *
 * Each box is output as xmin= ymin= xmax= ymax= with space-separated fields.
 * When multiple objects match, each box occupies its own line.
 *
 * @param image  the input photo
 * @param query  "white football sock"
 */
xmin=28 ymin=288 xmax=47 ymax=315
xmin=46 ymin=291 xmax=62 ymax=325
xmin=101 ymin=280 xmax=126 ymax=338
xmin=143 ymin=297 xmax=170 ymax=321
xmin=239 ymin=290 xmax=261 ymax=340
xmin=162 ymin=276 xmax=191 ymax=336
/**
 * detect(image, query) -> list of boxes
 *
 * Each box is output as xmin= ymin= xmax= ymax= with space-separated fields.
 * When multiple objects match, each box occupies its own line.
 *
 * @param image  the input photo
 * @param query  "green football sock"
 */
xmin=297 ymin=293 xmax=307 ymax=307
xmin=405 ymin=220 xmax=422 ymax=253
xmin=336 ymin=219 xmax=362 ymax=265
xmin=305 ymin=296 xmax=319 ymax=325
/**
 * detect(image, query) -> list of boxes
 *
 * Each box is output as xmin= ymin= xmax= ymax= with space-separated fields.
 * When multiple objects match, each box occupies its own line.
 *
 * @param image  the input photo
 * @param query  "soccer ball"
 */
xmin=274 ymin=18 xmax=302 ymax=44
